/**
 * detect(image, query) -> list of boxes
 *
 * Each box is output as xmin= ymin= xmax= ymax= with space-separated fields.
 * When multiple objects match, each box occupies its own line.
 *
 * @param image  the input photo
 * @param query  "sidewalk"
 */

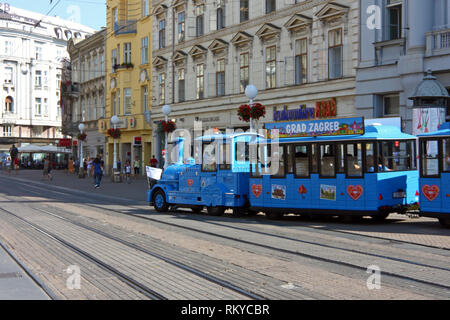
xmin=0 ymin=168 xmax=149 ymax=203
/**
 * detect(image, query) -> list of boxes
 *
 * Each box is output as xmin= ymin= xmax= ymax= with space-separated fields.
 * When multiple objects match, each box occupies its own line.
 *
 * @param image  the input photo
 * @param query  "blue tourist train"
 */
xmin=148 ymin=117 xmax=421 ymax=223
xmin=417 ymin=122 xmax=450 ymax=227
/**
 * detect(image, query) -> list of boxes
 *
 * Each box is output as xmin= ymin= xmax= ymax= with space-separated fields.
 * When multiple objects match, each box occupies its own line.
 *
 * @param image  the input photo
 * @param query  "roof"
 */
xmin=409 ymin=69 xmax=450 ymax=99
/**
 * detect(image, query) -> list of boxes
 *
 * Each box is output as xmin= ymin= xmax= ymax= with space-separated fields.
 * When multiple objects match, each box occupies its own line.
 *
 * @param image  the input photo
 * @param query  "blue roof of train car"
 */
xmin=417 ymin=122 xmax=450 ymax=137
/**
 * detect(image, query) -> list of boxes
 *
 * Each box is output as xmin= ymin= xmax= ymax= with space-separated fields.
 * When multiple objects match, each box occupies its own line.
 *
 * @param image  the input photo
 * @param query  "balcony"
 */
xmin=62 ymin=82 xmax=80 ymax=98
xmin=114 ymin=20 xmax=137 ymax=35
xmin=426 ymin=28 xmax=450 ymax=56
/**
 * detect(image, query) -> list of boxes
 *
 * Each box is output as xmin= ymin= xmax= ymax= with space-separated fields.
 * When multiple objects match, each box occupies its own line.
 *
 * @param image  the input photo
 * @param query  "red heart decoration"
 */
xmin=422 ymin=185 xmax=440 ymax=202
xmin=347 ymin=185 xmax=363 ymax=201
xmin=298 ymin=185 xmax=307 ymax=194
xmin=252 ymin=184 xmax=262 ymax=198
xmin=187 ymin=179 xmax=194 ymax=187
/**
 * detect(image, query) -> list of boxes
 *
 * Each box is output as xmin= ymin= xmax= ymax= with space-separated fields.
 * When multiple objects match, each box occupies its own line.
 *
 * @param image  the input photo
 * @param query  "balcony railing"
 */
xmin=114 ymin=20 xmax=137 ymax=35
xmin=426 ymin=28 xmax=450 ymax=56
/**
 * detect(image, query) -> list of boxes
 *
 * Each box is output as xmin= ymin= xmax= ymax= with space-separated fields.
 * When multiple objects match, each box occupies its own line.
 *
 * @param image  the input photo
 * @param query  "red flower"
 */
xmin=161 ymin=120 xmax=176 ymax=133
xmin=77 ymin=133 xmax=87 ymax=141
xmin=238 ymin=104 xmax=251 ymax=122
xmin=107 ymin=128 xmax=121 ymax=139
xmin=237 ymin=103 xmax=266 ymax=122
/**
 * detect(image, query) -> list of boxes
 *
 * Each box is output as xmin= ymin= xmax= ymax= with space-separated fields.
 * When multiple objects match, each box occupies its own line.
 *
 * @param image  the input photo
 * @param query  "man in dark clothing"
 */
xmin=93 ymin=156 xmax=103 ymax=188
xmin=8 ymin=145 xmax=18 ymax=174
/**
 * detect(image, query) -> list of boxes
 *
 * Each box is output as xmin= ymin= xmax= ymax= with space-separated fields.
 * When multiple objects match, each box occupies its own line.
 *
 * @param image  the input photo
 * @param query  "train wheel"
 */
xmin=266 ymin=212 xmax=282 ymax=220
xmin=153 ymin=190 xmax=169 ymax=212
xmin=439 ymin=218 xmax=450 ymax=228
xmin=372 ymin=211 xmax=390 ymax=221
xmin=207 ymin=206 xmax=225 ymax=216
xmin=191 ymin=206 xmax=203 ymax=214
xmin=246 ymin=209 xmax=259 ymax=217
xmin=232 ymin=207 xmax=246 ymax=217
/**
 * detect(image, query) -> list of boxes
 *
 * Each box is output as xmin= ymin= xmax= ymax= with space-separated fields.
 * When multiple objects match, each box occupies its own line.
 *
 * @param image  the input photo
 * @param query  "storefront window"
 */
xmin=421 ymin=140 xmax=439 ymax=177
xmin=294 ymin=145 xmax=309 ymax=177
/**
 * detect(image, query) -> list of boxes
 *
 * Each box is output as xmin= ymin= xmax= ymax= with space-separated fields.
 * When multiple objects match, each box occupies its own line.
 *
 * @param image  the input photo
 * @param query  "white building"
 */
xmin=0 ymin=5 xmax=94 ymax=152
xmin=151 ymin=0 xmax=360 ymax=165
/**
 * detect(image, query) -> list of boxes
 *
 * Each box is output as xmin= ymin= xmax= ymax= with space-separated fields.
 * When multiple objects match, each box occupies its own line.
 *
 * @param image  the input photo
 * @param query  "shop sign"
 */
xmin=273 ymin=99 xmax=337 ymax=122
xmin=133 ymin=136 xmax=142 ymax=146
xmin=57 ymin=139 xmax=72 ymax=147
xmin=111 ymin=118 xmax=127 ymax=129
xmin=265 ymin=117 xmax=364 ymax=138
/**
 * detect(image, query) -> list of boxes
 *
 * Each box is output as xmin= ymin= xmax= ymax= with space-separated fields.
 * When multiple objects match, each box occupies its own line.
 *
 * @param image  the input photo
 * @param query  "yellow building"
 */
xmin=101 ymin=0 xmax=152 ymax=175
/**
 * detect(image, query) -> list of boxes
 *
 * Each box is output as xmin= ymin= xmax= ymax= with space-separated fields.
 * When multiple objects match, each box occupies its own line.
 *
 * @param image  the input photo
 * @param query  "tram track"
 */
xmin=3 ymin=176 xmax=450 ymax=297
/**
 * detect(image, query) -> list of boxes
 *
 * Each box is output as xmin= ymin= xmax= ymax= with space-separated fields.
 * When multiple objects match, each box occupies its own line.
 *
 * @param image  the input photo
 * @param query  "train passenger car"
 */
xmin=418 ymin=123 xmax=450 ymax=227
xmin=249 ymin=123 xmax=419 ymax=220
xmin=148 ymin=132 xmax=261 ymax=216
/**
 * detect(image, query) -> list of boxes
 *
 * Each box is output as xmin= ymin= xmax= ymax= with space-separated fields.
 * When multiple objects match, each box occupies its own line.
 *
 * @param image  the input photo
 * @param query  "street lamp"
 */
xmin=245 ymin=85 xmax=258 ymax=132
xmin=111 ymin=115 xmax=120 ymax=173
xmin=162 ymin=104 xmax=171 ymax=169
xmin=78 ymin=123 xmax=85 ymax=178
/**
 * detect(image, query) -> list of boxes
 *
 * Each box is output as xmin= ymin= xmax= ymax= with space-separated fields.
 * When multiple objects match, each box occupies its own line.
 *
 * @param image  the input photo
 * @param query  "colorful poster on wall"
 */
xmin=271 ymin=184 xmax=286 ymax=200
xmin=320 ymin=185 xmax=336 ymax=201
xmin=412 ymin=108 xmax=446 ymax=136
xmin=265 ymin=117 xmax=364 ymax=139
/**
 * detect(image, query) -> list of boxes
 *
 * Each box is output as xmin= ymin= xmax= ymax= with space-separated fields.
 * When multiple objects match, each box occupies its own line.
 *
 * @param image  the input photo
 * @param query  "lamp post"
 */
xmin=111 ymin=115 xmax=120 ymax=173
xmin=245 ymin=85 xmax=258 ymax=132
xmin=78 ymin=123 xmax=85 ymax=178
xmin=162 ymin=104 xmax=171 ymax=170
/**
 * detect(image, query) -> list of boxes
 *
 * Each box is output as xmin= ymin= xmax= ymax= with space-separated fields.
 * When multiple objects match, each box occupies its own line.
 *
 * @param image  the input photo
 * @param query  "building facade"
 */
xmin=357 ymin=0 xmax=450 ymax=134
xmin=65 ymin=29 xmax=107 ymax=159
xmin=0 ymin=5 xmax=94 ymax=152
xmin=151 ymin=0 xmax=360 ymax=166
xmin=102 ymin=0 xmax=153 ymax=175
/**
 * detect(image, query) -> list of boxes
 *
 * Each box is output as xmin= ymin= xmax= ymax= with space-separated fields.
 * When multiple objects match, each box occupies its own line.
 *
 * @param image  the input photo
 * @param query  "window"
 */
xmin=5 ymin=96 xmax=13 ymax=113
xmin=240 ymin=52 xmax=249 ymax=93
xmin=328 ymin=29 xmax=343 ymax=79
xmin=216 ymin=59 xmax=225 ymax=97
xmin=159 ymin=74 xmax=165 ymax=105
xmin=294 ymin=145 xmax=310 ymax=177
xmin=44 ymin=98 xmax=48 ymax=116
xmin=365 ymin=143 xmax=376 ymax=173
xmin=387 ymin=0 xmax=402 ymax=40
xmin=266 ymin=0 xmax=276 ymax=14
xmin=113 ymin=7 xmax=118 ymax=28
xmin=266 ymin=46 xmax=276 ymax=89
xmin=443 ymin=138 xmax=450 ymax=172
xmin=35 ymin=45 xmax=43 ymax=60
xmin=217 ymin=4 xmax=225 ymax=30
xmin=35 ymin=70 xmax=42 ymax=87
xmin=3 ymin=126 xmax=13 ymax=137
xmin=142 ymin=0 xmax=149 ymax=18
xmin=159 ymin=20 xmax=166 ymax=49
xmin=178 ymin=12 xmax=185 ymax=42
xmin=141 ymin=37 xmax=149 ymax=64
xmin=311 ymin=144 xmax=319 ymax=173
xmin=202 ymin=142 xmax=217 ymax=172
xmin=384 ymin=95 xmax=400 ymax=116
xmin=320 ymin=144 xmax=336 ymax=177
xmin=100 ymin=54 xmax=105 ymax=75
xmin=240 ymin=0 xmax=249 ymax=23
xmin=4 ymin=40 xmax=13 ymax=56
xmin=346 ymin=143 xmax=363 ymax=177
xmin=93 ymin=56 xmax=98 ymax=78
xmin=295 ymin=38 xmax=308 ymax=85
xmin=178 ymin=69 xmax=185 ymax=102
xmin=219 ymin=143 xmax=231 ymax=170
xmin=381 ymin=140 xmax=415 ymax=172
xmin=421 ymin=140 xmax=440 ymax=177
xmin=35 ymin=98 xmax=42 ymax=116
xmin=142 ymin=86 xmax=148 ymax=112
xmin=56 ymin=74 xmax=61 ymax=89
xmin=112 ymin=49 xmax=118 ymax=70
xmin=196 ymin=5 xmax=204 ymax=37
xmin=336 ymin=143 xmax=345 ymax=173
xmin=271 ymin=144 xmax=285 ymax=177
xmin=113 ymin=90 xmax=120 ymax=115
xmin=124 ymin=43 xmax=132 ymax=64
xmin=196 ymin=64 xmax=204 ymax=99
xmin=124 ymin=88 xmax=132 ymax=115
xmin=5 ymin=67 xmax=13 ymax=84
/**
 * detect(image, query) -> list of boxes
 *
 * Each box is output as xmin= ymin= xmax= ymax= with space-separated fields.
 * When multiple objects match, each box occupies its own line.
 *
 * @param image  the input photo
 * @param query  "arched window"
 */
xmin=5 ymin=96 xmax=13 ymax=113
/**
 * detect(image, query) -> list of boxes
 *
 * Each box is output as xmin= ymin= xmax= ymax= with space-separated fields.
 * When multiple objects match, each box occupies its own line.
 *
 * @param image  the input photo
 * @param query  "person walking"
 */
xmin=93 ymin=156 xmax=103 ymax=188
xmin=8 ymin=144 xmax=18 ymax=174
xmin=86 ymin=157 xmax=92 ymax=177
xmin=134 ymin=158 xmax=140 ymax=178
xmin=150 ymin=155 xmax=158 ymax=168
xmin=43 ymin=157 xmax=53 ymax=181
xmin=125 ymin=160 xmax=131 ymax=184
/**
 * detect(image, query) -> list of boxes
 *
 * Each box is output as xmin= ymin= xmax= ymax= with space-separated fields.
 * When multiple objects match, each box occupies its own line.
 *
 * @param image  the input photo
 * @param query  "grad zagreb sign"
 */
xmin=265 ymin=117 xmax=364 ymax=139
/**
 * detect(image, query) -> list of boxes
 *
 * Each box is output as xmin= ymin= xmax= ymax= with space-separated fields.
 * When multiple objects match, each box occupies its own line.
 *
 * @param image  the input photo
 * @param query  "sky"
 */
xmin=8 ymin=0 xmax=106 ymax=31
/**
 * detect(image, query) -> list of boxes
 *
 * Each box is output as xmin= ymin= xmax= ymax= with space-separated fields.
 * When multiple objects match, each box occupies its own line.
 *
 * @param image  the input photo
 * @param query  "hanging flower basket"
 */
xmin=107 ymin=128 xmax=121 ymax=139
xmin=161 ymin=120 xmax=176 ymax=133
xmin=77 ymin=133 xmax=87 ymax=142
xmin=250 ymin=103 xmax=266 ymax=121
xmin=238 ymin=104 xmax=251 ymax=122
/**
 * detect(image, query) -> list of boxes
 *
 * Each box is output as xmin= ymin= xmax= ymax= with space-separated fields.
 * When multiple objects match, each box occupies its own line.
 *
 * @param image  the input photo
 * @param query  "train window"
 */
xmin=202 ymin=142 xmax=217 ymax=172
xmin=381 ymin=140 xmax=415 ymax=172
xmin=320 ymin=144 xmax=336 ymax=177
xmin=236 ymin=141 xmax=249 ymax=162
xmin=365 ymin=143 xmax=376 ymax=173
xmin=336 ymin=144 xmax=345 ymax=173
xmin=421 ymin=139 xmax=440 ymax=177
xmin=346 ymin=143 xmax=363 ymax=177
xmin=294 ymin=145 xmax=309 ymax=178
xmin=271 ymin=144 xmax=285 ymax=177
xmin=311 ymin=144 xmax=319 ymax=173
xmin=219 ymin=143 xmax=231 ymax=170
xmin=286 ymin=144 xmax=294 ymax=174
xmin=444 ymin=138 xmax=450 ymax=172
